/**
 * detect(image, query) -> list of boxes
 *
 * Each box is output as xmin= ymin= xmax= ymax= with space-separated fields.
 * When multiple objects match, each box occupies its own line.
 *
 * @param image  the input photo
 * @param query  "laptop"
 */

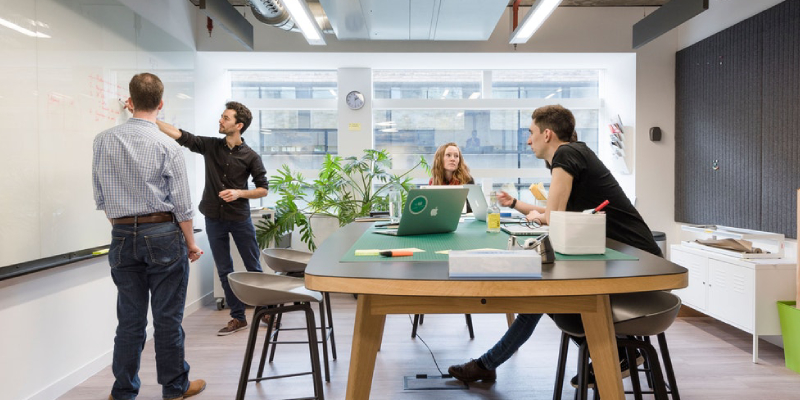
xmin=373 ymin=187 xmax=468 ymax=236
xmin=501 ymin=224 xmax=549 ymax=236
xmin=465 ymin=184 xmax=526 ymax=223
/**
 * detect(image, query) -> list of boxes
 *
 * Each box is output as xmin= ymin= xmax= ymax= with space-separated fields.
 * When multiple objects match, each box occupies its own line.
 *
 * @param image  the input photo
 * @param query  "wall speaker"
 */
xmin=649 ymin=127 xmax=662 ymax=142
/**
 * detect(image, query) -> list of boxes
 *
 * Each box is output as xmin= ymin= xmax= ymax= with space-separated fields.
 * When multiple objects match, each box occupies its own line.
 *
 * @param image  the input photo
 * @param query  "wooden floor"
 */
xmin=61 ymin=293 xmax=800 ymax=399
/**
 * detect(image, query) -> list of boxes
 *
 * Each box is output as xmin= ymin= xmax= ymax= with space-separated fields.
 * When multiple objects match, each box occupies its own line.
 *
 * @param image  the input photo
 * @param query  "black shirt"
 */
xmin=550 ymin=142 xmax=662 ymax=256
xmin=177 ymin=129 xmax=268 ymax=221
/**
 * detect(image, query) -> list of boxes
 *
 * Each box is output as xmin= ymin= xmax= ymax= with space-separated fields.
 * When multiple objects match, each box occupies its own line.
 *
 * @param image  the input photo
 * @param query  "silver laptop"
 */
xmin=465 ymin=184 xmax=526 ymax=223
xmin=501 ymin=224 xmax=549 ymax=236
xmin=374 ymin=187 xmax=468 ymax=236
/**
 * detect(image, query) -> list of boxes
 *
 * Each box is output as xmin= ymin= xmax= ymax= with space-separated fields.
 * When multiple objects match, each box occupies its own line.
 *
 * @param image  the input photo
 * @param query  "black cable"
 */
xmin=407 ymin=314 xmax=447 ymax=377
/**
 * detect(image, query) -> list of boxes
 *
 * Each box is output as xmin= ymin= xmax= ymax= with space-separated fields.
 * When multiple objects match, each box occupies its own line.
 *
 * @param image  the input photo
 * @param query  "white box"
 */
xmin=448 ymin=250 xmax=541 ymax=279
xmin=549 ymin=211 xmax=606 ymax=254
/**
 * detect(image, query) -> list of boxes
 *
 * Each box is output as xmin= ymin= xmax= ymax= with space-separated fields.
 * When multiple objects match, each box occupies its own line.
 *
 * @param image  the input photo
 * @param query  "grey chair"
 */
xmin=552 ymin=291 xmax=682 ymax=400
xmin=261 ymin=248 xmax=337 ymax=381
xmin=228 ymin=271 xmax=325 ymax=400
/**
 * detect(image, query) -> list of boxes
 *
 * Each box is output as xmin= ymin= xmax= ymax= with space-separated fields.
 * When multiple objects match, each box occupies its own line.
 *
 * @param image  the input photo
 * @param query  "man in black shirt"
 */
xmin=448 ymin=104 xmax=661 ymax=384
xmin=157 ymin=102 xmax=269 ymax=336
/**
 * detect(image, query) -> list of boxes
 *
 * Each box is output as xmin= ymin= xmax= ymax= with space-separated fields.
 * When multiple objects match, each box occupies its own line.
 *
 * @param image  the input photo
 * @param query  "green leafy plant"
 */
xmin=256 ymin=149 xmax=429 ymax=251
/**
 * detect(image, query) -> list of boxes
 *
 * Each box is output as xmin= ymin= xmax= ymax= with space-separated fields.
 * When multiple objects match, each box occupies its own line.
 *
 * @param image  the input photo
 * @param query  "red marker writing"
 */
xmin=380 ymin=250 xmax=414 ymax=257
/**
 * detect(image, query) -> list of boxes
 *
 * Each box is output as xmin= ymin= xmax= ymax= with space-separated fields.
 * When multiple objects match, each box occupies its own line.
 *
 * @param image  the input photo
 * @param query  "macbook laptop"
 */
xmin=373 ymin=187 xmax=468 ymax=236
xmin=465 ymin=184 xmax=526 ymax=223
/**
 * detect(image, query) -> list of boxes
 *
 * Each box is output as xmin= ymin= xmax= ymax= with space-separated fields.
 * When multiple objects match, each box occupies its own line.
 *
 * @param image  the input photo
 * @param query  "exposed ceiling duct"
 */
xmin=246 ymin=0 xmax=332 ymax=34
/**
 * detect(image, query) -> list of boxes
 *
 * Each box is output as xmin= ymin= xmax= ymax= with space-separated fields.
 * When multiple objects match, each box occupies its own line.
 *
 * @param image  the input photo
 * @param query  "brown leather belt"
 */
xmin=112 ymin=212 xmax=174 ymax=225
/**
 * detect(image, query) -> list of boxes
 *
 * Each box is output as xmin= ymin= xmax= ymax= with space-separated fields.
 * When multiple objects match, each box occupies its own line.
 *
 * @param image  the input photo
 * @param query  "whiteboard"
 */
xmin=0 ymin=0 xmax=195 ymax=267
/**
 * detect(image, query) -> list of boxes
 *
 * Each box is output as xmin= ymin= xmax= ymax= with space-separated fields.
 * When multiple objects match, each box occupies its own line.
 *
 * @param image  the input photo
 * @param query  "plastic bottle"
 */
xmin=487 ymin=191 xmax=501 ymax=233
xmin=388 ymin=183 xmax=402 ymax=223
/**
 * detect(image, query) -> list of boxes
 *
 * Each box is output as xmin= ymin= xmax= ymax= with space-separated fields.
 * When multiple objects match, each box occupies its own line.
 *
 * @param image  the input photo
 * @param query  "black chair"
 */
xmin=261 ymin=248 xmax=337 ymax=381
xmin=552 ymin=291 xmax=682 ymax=400
xmin=228 ymin=272 xmax=325 ymax=400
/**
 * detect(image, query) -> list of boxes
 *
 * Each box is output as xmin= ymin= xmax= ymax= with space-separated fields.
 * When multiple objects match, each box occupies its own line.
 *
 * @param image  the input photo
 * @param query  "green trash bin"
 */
xmin=777 ymin=301 xmax=800 ymax=374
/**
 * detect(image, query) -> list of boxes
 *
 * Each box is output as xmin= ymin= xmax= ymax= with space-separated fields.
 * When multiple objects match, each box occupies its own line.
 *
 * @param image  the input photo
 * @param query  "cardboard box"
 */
xmin=448 ymin=250 xmax=541 ymax=279
xmin=549 ymin=211 xmax=606 ymax=254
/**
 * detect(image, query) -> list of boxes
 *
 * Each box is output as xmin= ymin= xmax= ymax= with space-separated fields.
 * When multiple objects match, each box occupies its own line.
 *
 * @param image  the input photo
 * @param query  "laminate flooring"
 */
xmin=60 ymin=293 xmax=800 ymax=399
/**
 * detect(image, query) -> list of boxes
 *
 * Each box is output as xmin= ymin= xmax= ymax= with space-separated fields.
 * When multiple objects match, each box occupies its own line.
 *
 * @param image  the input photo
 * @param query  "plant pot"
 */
xmin=291 ymin=214 xmax=340 ymax=253
xmin=777 ymin=301 xmax=800 ymax=373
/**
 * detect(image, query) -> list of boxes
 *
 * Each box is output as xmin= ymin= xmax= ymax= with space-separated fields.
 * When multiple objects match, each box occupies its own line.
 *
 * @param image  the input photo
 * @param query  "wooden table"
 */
xmin=305 ymin=222 xmax=688 ymax=400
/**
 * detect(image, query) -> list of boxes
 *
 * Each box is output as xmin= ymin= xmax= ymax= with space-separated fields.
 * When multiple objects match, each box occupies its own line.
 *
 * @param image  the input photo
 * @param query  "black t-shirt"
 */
xmin=549 ymin=142 xmax=662 ymax=256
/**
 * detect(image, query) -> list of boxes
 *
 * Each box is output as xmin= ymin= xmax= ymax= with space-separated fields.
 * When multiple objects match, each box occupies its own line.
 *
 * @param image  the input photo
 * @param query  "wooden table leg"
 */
xmin=581 ymin=295 xmax=624 ymax=400
xmin=346 ymin=294 xmax=385 ymax=400
xmin=506 ymin=313 xmax=515 ymax=327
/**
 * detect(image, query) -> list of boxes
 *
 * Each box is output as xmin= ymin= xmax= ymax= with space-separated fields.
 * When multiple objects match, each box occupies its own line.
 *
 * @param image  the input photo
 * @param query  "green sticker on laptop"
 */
xmin=408 ymin=195 xmax=428 ymax=214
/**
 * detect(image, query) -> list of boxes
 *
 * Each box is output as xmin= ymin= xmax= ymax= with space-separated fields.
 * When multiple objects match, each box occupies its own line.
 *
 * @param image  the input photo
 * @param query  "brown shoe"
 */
xmin=448 ymin=359 xmax=497 ymax=383
xmin=261 ymin=314 xmax=272 ymax=326
xmin=163 ymin=379 xmax=206 ymax=400
xmin=218 ymin=319 xmax=247 ymax=336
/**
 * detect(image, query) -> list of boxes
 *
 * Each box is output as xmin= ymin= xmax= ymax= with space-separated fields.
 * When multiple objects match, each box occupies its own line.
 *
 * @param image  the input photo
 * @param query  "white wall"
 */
xmin=0 ymin=1 xmax=214 ymax=400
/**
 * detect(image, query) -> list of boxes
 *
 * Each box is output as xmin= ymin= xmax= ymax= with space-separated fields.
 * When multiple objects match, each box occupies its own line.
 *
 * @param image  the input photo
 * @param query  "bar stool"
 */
xmin=261 ymin=248 xmax=337 ymax=381
xmin=228 ymin=271 xmax=325 ymax=400
xmin=551 ymin=291 xmax=682 ymax=400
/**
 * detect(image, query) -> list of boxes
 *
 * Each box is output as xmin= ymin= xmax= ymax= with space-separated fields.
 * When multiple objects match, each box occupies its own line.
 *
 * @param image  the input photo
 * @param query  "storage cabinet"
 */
xmin=670 ymin=244 xmax=796 ymax=363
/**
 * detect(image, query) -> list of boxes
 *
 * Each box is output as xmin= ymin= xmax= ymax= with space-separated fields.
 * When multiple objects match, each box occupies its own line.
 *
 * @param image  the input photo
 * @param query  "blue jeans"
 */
xmin=206 ymin=216 xmax=263 ymax=321
xmin=480 ymin=313 xmax=544 ymax=370
xmin=108 ymin=222 xmax=191 ymax=400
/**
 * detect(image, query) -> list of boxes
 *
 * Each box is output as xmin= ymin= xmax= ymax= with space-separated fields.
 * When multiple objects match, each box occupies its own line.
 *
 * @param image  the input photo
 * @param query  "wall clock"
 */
xmin=345 ymin=90 xmax=365 ymax=110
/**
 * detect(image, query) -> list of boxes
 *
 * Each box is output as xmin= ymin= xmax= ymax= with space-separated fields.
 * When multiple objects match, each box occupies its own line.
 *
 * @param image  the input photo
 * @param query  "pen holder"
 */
xmin=549 ymin=211 xmax=606 ymax=254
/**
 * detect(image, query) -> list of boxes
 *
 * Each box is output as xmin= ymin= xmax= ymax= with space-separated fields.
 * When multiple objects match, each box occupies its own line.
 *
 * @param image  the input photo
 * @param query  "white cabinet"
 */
xmin=670 ymin=244 xmax=796 ymax=363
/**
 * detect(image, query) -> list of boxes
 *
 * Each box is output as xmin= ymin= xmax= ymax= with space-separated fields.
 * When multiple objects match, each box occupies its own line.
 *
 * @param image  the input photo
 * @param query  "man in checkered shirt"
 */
xmin=93 ymin=72 xmax=206 ymax=400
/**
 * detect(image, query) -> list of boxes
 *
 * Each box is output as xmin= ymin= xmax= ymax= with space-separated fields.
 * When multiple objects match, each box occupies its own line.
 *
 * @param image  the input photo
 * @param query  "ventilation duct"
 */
xmin=246 ymin=0 xmax=332 ymax=34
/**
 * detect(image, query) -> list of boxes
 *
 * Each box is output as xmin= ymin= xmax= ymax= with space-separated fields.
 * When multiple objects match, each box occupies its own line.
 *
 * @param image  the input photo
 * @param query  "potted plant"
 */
xmin=255 ymin=149 xmax=428 ymax=251
xmin=777 ymin=188 xmax=800 ymax=373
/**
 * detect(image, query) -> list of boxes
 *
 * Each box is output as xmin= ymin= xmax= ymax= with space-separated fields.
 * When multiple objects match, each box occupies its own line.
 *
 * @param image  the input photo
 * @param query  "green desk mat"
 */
xmin=340 ymin=220 xmax=637 ymax=263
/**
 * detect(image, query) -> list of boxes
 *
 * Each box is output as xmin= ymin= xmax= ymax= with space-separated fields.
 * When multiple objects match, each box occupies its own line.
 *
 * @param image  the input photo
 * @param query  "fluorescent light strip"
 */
xmin=0 ymin=17 xmax=50 ymax=38
xmin=509 ymin=0 xmax=562 ymax=44
xmin=282 ymin=0 xmax=325 ymax=45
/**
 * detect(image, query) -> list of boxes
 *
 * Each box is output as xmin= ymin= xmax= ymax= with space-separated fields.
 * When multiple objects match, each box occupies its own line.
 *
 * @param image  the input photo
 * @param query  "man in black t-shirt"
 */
xmin=448 ymin=104 xmax=661 ymax=384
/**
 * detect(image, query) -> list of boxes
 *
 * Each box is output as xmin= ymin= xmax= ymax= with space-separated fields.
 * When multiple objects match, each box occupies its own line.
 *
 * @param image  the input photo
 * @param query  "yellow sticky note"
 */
xmin=348 ymin=123 xmax=361 ymax=131
xmin=355 ymin=249 xmax=380 ymax=256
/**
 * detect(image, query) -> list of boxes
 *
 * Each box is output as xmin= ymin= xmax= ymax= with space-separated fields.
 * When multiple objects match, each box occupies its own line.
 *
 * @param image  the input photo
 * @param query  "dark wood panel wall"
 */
xmin=675 ymin=0 xmax=800 ymax=238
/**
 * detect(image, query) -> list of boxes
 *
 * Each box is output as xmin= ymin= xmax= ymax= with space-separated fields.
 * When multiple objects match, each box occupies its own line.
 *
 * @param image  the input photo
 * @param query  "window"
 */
xmin=231 ymin=70 xmax=337 ymax=99
xmin=374 ymin=70 xmax=482 ymax=99
xmin=373 ymin=69 xmax=601 ymax=190
xmin=232 ymin=71 xmax=338 ymax=207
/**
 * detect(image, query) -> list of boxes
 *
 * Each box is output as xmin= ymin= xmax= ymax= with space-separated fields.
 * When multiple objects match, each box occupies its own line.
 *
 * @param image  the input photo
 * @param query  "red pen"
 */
xmin=583 ymin=200 xmax=609 ymax=214
xmin=380 ymin=250 xmax=413 ymax=257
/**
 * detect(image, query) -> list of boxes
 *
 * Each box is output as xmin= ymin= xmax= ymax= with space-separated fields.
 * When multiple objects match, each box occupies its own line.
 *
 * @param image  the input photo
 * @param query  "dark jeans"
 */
xmin=206 ymin=216 xmax=263 ymax=321
xmin=109 ymin=222 xmax=191 ymax=400
xmin=480 ymin=313 xmax=544 ymax=370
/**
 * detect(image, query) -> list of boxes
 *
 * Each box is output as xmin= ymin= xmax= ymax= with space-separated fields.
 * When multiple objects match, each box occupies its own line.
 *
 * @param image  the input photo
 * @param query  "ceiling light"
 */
xmin=468 ymin=92 xmax=480 ymax=99
xmin=380 ymin=128 xmax=398 ymax=133
xmin=176 ymin=93 xmax=193 ymax=100
xmin=0 ymin=17 xmax=50 ymax=38
xmin=456 ymin=112 xmax=464 ymax=117
xmin=509 ymin=0 xmax=562 ymax=44
xmin=260 ymin=128 xmax=273 ymax=135
xmin=328 ymin=89 xmax=337 ymax=97
xmin=282 ymin=0 xmax=325 ymax=45
xmin=375 ymin=121 xmax=396 ymax=127
xmin=441 ymin=89 xmax=450 ymax=98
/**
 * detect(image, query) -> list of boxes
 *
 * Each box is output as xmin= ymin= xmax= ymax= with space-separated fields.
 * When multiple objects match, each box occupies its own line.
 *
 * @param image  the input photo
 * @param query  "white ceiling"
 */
xmin=317 ymin=0 xmax=509 ymax=41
